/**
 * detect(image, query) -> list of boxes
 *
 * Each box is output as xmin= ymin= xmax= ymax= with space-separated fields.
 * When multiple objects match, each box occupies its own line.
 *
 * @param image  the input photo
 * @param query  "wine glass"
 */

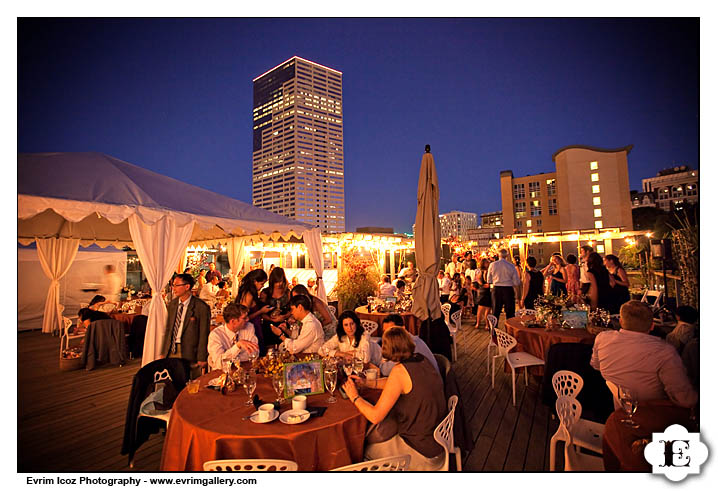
xmin=222 ymin=359 xmax=233 ymax=375
xmin=618 ymin=386 xmax=640 ymax=428
xmin=272 ymin=372 xmax=285 ymax=404
xmin=352 ymin=352 xmax=364 ymax=375
xmin=324 ymin=366 xmax=338 ymax=403
xmin=243 ymin=371 xmax=257 ymax=406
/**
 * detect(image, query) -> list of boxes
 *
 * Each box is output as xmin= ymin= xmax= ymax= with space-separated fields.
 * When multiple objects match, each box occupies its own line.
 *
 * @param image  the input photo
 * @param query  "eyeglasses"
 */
xmin=172 ymin=283 xmax=189 ymax=288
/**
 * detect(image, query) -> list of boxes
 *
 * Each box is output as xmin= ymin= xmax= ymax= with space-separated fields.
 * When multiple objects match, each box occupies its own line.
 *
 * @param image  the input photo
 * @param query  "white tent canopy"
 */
xmin=18 ymin=152 xmax=324 ymax=366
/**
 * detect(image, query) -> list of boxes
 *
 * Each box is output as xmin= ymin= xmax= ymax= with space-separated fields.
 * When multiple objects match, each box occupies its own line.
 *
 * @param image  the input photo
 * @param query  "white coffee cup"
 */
xmin=292 ymin=395 xmax=307 ymax=410
xmin=365 ymin=368 xmax=378 ymax=381
xmin=257 ymin=403 xmax=275 ymax=422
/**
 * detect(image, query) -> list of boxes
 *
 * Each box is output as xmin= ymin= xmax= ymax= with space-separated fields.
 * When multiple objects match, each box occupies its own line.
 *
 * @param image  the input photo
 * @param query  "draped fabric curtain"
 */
xmin=226 ymin=237 xmax=246 ymax=298
xmin=128 ymin=215 xmax=194 ymax=366
xmin=36 ymin=237 xmax=80 ymax=334
xmin=303 ymin=229 xmax=326 ymax=303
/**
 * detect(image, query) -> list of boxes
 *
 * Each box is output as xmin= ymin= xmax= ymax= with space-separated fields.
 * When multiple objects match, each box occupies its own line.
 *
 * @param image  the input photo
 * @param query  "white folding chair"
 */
xmin=97 ymin=302 xmax=117 ymax=313
xmin=59 ymin=316 xmax=83 ymax=356
xmin=440 ymin=303 xmax=452 ymax=328
xmin=554 ymin=396 xmax=604 ymax=471
xmin=433 ymin=395 xmax=460 ymax=471
xmin=549 ymin=371 xmax=605 ymax=470
xmin=328 ymin=305 xmax=337 ymax=317
xmin=360 ymin=320 xmax=379 ymax=337
xmin=641 ymin=290 xmax=664 ymax=310
xmin=331 ymin=454 xmax=411 ymax=471
xmin=449 ymin=310 xmax=462 ymax=361
xmin=203 ymin=459 xmax=298 ymax=471
xmin=491 ymin=329 xmax=545 ymax=406
xmin=486 ymin=314 xmax=498 ymax=373
xmin=516 ymin=308 xmax=537 ymax=317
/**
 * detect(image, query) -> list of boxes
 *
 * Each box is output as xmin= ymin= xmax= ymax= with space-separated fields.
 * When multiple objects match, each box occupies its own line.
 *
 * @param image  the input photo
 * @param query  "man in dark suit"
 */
xmin=162 ymin=273 xmax=211 ymax=377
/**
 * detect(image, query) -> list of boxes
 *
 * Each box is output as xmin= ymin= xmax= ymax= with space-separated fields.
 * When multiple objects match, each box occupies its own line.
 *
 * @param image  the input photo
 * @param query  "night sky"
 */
xmin=18 ymin=18 xmax=699 ymax=234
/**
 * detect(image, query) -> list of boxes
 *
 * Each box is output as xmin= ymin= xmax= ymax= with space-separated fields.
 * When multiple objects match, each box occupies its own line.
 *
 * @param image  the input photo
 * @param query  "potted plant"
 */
xmin=334 ymin=246 xmax=381 ymax=311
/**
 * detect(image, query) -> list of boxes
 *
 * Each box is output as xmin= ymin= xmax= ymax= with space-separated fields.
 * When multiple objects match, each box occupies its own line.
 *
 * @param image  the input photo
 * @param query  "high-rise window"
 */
xmin=546 ymin=179 xmax=556 ymax=196
xmin=530 ymin=200 xmax=542 ymax=216
xmin=592 ymin=185 xmax=600 ymax=194
xmin=590 ymin=161 xmax=598 ymax=170
xmin=591 ymin=173 xmax=599 ymax=182
xmin=529 ymin=181 xmax=540 ymax=198
xmin=514 ymin=202 xmax=526 ymax=218
xmin=594 ymin=208 xmax=602 ymax=217
xmin=593 ymin=197 xmax=601 ymax=206
xmin=548 ymin=199 xmax=557 ymax=215
xmin=513 ymin=183 xmax=525 ymax=200
xmin=594 ymin=220 xmax=603 ymax=228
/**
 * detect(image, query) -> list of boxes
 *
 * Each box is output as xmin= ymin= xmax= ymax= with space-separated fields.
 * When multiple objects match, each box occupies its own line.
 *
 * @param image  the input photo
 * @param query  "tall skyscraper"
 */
xmin=252 ymin=56 xmax=345 ymax=233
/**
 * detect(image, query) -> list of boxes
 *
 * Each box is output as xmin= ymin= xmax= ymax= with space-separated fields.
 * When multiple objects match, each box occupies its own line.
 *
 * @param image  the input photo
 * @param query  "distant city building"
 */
xmin=499 ymin=145 xmax=634 ymax=264
xmin=641 ymin=165 xmax=698 ymax=212
xmin=481 ymin=210 xmax=503 ymax=228
xmin=438 ymin=211 xmax=477 ymax=240
xmin=471 ymin=211 xmax=504 ymax=252
xmin=356 ymin=226 xmax=394 ymax=234
xmin=252 ymin=56 xmax=345 ymax=233
xmin=630 ymin=190 xmax=657 ymax=209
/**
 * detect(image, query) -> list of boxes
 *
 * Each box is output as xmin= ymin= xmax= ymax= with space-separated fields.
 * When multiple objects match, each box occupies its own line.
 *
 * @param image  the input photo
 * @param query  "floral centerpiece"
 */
xmin=334 ymin=245 xmax=381 ymax=311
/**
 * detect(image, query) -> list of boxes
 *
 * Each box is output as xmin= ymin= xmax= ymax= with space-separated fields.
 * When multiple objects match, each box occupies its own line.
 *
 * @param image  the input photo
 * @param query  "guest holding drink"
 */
xmin=604 ymin=254 xmax=630 ymax=314
xmin=207 ymin=304 xmax=258 ymax=371
xmin=260 ymin=267 xmax=292 ymax=346
xmin=270 ymin=295 xmax=323 ymax=354
xmin=235 ymin=269 xmax=271 ymax=354
xmin=290 ymin=284 xmax=337 ymax=341
xmin=343 ymin=327 xmax=447 ymax=471
xmin=545 ymin=254 xmax=568 ymax=296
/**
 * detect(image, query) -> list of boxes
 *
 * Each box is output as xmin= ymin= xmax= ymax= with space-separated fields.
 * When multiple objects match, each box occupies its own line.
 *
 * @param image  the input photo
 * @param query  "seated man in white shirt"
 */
xmin=378 ymin=275 xmax=397 ymax=298
xmin=437 ymin=270 xmax=451 ymax=303
xmin=207 ymin=303 xmax=259 ymax=371
xmin=590 ymin=300 xmax=697 ymax=409
xmin=270 ymin=294 xmax=324 ymax=354
xmin=199 ymin=276 xmax=220 ymax=304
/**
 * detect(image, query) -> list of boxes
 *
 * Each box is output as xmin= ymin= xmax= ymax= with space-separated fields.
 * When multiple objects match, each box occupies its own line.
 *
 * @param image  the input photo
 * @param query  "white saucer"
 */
xmin=249 ymin=409 xmax=279 ymax=424
xmin=279 ymin=409 xmax=310 ymax=425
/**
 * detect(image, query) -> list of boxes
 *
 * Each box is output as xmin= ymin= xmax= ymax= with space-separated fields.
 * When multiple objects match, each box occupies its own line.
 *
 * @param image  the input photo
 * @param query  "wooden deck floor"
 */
xmin=18 ymin=315 xmax=557 ymax=472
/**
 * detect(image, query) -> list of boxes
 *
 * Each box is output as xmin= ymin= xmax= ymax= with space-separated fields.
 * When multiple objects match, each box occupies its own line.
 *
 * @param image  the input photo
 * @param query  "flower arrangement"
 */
xmin=334 ymin=245 xmax=381 ymax=311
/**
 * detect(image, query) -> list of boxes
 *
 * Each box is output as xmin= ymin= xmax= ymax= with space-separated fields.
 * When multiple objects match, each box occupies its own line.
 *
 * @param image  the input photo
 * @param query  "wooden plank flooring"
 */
xmin=18 ymin=314 xmax=557 ymax=472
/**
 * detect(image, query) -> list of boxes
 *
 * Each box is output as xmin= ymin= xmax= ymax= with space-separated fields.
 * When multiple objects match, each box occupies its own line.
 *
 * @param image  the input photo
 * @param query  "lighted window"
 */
xmin=527 ymin=229 xmax=532 ymax=233
xmin=596 ymin=244 xmax=605 ymax=254
xmin=592 ymin=185 xmax=600 ymax=194
xmin=594 ymin=220 xmax=603 ymax=228
xmin=593 ymin=197 xmax=601 ymax=206
xmin=590 ymin=161 xmax=598 ymax=170
xmin=594 ymin=208 xmax=602 ymax=217
xmin=526 ymin=219 xmax=532 ymax=227
xmin=591 ymin=173 xmax=599 ymax=182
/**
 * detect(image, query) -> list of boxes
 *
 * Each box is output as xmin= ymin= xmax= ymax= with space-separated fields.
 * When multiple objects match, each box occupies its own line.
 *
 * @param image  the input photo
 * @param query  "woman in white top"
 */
xmin=321 ymin=310 xmax=379 ymax=365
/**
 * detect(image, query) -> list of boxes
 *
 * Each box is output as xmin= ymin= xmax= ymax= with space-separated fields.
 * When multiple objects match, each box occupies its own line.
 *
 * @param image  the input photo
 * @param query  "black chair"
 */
xmin=121 ymin=358 xmax=191 ymax=466
xmin=541 ymin=343 xmax=614 ymax=423
xmin=419 ymin=316 xmax=453 ymax=362
xmin=433 ymin=352 xmax=474 ymax=458
xmin=81 ymin=319 xmax=127 ymax=370
xmin=127 ymin=315 xmax=148 ymax=359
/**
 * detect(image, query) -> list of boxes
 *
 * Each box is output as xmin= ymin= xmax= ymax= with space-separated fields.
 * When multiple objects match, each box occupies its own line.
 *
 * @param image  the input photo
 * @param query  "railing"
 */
xmin=626 ymin=270 xmax=683 ymax=303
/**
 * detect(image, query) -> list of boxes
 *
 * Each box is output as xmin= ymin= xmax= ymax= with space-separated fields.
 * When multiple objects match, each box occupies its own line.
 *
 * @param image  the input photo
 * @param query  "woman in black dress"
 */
xmin=259 ymin=267 xmax=292 ymax=347
xmin=546 ymin=255 xmax=568 ymax=296
xmin=520 ymin=256 xmax=544 ymax=310
xmin=474 ymin=258 xmax=493 ymax=329
xmin=585 ymin=252 xmax=612 ymax=311
xmin=604 ymin=254 xmax=630 ymax=314
xmin=235 ymin=269 xmax=270 ymax=354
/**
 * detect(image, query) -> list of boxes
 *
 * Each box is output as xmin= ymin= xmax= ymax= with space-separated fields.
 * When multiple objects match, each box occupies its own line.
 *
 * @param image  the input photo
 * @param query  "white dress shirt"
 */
xmin=379 ymin=282 xmax=397 ymax=297
xmin=199 ymin=283 xmax=219 ymax=302
xmin=446 ymin=262 xmax=457 ymax=278
xmin=207 ymin=322 xmax=258 ymax=370
xmin=283 ymin=312 xmax=324 ymax=354
xmin=437 ymin=276 xmax=451 ymax=295
xmin=590 ymin=329 xmax=697 ymax=408
xmin=321 ymin=333 xmax=378 ymax=364
xmin=486 ymin=259 xmax=520 ymax=287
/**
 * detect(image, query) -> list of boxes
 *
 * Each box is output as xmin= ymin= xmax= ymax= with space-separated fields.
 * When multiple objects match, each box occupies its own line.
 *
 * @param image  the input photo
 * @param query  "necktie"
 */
xmin=171 ymin=302 xmax=184 ymax=354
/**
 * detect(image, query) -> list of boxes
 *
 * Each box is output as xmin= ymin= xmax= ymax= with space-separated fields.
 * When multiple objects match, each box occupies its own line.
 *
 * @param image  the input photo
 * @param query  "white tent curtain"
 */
xmin=226 ymin=237 xmax=246 ymax=298
xmin=36 ymin=238 xmax=80 ymax=334
xmin=128 ymin=215 xmax=194 ymax=366
xmin=303 ymin=229 xmax=326 ymax=303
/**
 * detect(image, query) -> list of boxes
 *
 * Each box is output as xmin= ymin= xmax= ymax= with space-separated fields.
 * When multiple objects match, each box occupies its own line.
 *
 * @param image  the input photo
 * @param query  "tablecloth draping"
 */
xmin=354 ymin=306 xmax=421 ymax=336
xmin=160 ymin=371 xmax=369 ymax=471
xmin=602 ymin=399 xmax=695 ymax=471
xmin=504 ymin=316 xmax=596 ymax=375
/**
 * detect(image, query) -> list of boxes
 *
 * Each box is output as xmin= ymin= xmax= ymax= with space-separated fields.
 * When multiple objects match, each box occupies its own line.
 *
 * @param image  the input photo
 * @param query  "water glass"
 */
xmin=324 ymin=366 xmax=338 ymax=404
xmin=272 ymin=372 xmax=285 ymax=403
xmin=618 ymin=386 xmax=640 ymax=428
xmin=243 ymin=371 xmax=257 ymax=406
xmin=352 ymin=353 xmax=364 ymax=374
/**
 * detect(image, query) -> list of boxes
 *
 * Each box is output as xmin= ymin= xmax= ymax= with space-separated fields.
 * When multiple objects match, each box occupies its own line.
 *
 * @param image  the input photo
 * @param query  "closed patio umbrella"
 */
xmin=411 ymin=145 xmax=443 ymax=323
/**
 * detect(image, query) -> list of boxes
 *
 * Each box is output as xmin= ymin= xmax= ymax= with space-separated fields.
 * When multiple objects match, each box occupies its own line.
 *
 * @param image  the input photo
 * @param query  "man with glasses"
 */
xmin=162 ymin=273 xmax=211 ymax=377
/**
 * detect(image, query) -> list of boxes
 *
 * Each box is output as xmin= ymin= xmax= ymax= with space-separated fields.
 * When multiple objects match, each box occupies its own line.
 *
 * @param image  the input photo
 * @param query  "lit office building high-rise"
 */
xmin=252 ymin=56 xmax=345 ymax=233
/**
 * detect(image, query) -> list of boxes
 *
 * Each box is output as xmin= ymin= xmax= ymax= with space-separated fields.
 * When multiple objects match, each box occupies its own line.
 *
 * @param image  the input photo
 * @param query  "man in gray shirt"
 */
xmin=486 ymin=249 xmax=520 ymax=319
xmin=378 ymin=314 xmax=440 ymax=377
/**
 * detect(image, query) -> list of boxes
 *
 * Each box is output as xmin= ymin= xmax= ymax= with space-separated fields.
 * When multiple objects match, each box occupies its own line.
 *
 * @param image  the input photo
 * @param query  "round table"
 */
xmin=602 ymin=400 xmax=695 ymax=471
xmin=355 ymin=306 xmax=420 ymax=336
xmin=503 ymin=315 xmax=596 ymax=375
xmin=160 ymin=370 xmax=370 ymax=471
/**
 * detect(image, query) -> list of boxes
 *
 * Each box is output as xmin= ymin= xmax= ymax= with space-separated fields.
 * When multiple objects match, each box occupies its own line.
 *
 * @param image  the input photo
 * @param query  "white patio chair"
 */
xmin=331 ymin=454 xmax=411 ymax=471
xmin=59 ymin=316 xmax=83 ymax=356
xmin=641 ymin=290 xmax=663 ymax=310
xmin=203 ymin=459 xmax=298 ymax=471
xmin=549 ymin=371 xmax=604 ymax=470
xmin=554 ymin=396 xmax=604 ymax=471
xmin=440 ymin=303 xmax=452 ymax=325
xmin=516 ymin=308 xmax=537 ymax=317
xmin=449 ymin=310 xmax=462 ymax=361
xmin=97 ymin=302 xmax=116 ymax=313
xmin=486 ymin=314 xmax=498 ymax=373
xmin=433 ymin=394 xmax=461 ymax=471
xmin=328 ymin=305 xmax=337 ymax=317
xmin=360 ymin=320 xmax=379 ymax=337
xmin=491 ymin=328 xmax=545 ymax=406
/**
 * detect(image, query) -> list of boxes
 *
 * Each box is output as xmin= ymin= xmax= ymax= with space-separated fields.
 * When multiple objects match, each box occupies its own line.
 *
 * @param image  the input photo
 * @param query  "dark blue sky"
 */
xmin=18 ymin=18 xmax=699 ymax=233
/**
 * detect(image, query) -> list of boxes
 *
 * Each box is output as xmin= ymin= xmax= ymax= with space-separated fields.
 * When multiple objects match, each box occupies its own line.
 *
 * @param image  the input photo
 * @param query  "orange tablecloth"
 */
xmin=355 ymin=306 xmax=420 ymax=336
xmin=504 ymin=316 xmax=596 ymax=375
xmin=110 ymin=312 xmax=140 ymax=328
xmin=160 ymin=370 xmax=369 ymax=471
xmin=602 ymin=400 xmax=695 ymax=471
